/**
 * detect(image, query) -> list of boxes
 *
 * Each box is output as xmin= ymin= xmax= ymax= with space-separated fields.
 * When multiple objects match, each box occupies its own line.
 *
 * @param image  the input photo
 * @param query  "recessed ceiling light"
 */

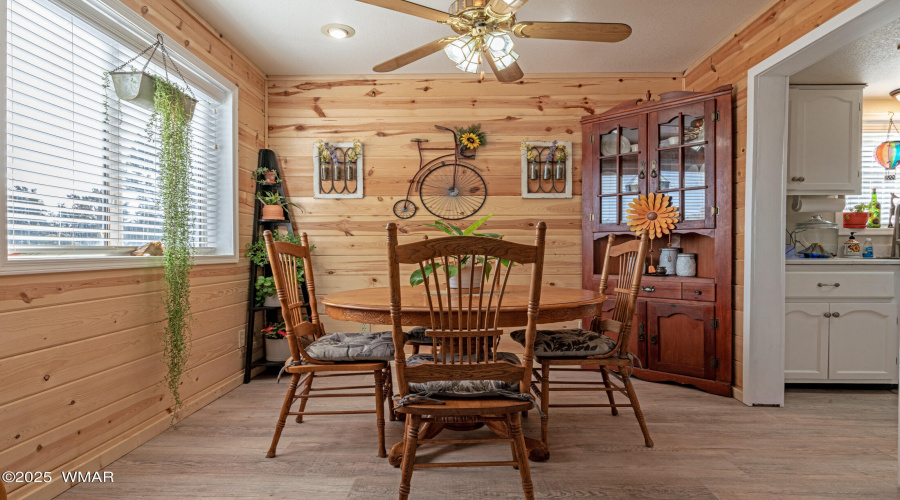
xmin=891 ymin=88 xmax=900 ymax=102
xmin=322 ymin=24 xmax=355 ymax=39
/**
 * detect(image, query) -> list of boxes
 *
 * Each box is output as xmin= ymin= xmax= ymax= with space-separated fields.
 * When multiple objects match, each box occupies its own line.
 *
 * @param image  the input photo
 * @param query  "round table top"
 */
xmin=320 ymin=285 xmax=606 ymax=327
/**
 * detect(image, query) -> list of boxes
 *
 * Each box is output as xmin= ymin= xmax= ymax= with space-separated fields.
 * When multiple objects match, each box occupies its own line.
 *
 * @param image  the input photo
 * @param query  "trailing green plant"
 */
xmin=409 ymin=213 xmax=510 ymax=286
xmin=849 ymin=203 xmax=870 ymax=213
xmin=255 ymin=276 xmax=277 ymax=306
xmin=244 ymin=233 xmax=312 ymax=282
xmin=254 ymin=166 xmax=280 ymax=184
xmin=148 ymin=75 xmax=194 ymax=416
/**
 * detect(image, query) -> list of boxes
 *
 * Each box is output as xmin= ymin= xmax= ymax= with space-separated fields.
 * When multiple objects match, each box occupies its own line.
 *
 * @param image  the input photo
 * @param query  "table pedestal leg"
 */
xmin=483 ymin=421 xmax=549 ymax=462
xmin=388 ymin=421 xmax=445 ymax=467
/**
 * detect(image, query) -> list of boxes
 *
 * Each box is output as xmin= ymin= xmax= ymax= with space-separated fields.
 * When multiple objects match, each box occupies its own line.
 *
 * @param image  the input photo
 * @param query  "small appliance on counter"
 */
xmin=791 ymin=215 xmax=838 ymax=258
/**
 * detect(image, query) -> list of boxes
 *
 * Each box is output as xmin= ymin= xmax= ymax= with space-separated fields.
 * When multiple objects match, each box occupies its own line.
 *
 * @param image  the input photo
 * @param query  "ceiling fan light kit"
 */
xmin=358 ymin=0 xmax=631 ymax=82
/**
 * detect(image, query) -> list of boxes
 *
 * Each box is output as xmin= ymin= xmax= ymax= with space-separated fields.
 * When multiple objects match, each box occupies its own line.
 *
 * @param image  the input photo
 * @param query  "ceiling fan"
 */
xmin=356 ymin=0 xmax=631 ymax=82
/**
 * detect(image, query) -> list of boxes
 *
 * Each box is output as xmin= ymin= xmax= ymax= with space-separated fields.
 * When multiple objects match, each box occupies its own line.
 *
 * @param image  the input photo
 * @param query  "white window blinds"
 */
xmin=845 ymin=123 xmax=900 ymax=212
xmin=6 ymin=0 xmax=221 ymax=254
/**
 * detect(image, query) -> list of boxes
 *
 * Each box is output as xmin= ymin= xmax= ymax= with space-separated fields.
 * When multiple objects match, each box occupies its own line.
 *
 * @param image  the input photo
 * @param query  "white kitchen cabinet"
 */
xmin=784 ymin=267 xmax=899 ymax=383
xmin=785 ymin=303 xmax=829 ymax=380
xmin=787 ymin=85 xmax=863 ymax=195
xmin=829 ymin=303 xmax=897 ymax=381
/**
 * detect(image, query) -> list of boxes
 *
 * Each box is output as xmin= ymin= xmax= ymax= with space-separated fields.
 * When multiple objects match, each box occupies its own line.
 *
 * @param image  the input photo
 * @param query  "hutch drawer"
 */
xmin=682 ymin=282 xmax=715 ymax=301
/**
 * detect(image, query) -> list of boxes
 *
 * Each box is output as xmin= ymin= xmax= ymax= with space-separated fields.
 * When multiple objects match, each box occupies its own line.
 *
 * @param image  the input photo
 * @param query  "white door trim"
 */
xmin=743 ymin=0 xmax=900 ymax=406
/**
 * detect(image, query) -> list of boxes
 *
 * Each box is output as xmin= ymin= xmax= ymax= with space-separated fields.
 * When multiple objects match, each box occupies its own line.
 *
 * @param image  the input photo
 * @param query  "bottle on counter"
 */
xmin=862 ymin=237 xmax=874 ymax=258
xmin=843 ymin=232 xmax=861 ymax=258
xmin=868 ymin=188 xmax=881 ymax=228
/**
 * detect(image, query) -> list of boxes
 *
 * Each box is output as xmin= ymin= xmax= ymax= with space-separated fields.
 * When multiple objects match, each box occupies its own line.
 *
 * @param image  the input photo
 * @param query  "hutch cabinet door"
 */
xmin=828 ymin=302 xmax=898 ymax=381
xmin=591 ymin=115 xmax=646 ymax=231
xmin=646 ymin=301 xmax=716 ymax=379
xmin=648 ymin=100 xmax=716 ymax=229
xmin=784 ymin=302 xmax=830 ymax=381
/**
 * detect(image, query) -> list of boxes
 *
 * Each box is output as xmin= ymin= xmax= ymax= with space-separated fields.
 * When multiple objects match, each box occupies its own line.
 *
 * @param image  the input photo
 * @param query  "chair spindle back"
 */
xmin=591 ymin=230 xmax=650 ymax=358
xmin=387 ymin=222 xmax=547 ymax=396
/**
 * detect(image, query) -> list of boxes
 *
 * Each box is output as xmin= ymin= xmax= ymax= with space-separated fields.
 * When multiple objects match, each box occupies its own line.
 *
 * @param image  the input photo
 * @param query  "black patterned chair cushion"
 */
xmin=406 ymin=352 xmax=521 ymax=396
xmin=510 ymin=329 xmax=617 ymax=358
xmin=406 ymin=326 xmax=430 ymax=345
xmin=304 ymin=331 xmax=399 ymax=362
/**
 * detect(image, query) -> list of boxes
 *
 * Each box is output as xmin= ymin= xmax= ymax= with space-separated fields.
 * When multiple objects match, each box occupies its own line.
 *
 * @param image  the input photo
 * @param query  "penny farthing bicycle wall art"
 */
xmin=393 ymin=125 xmax=488 ymax=220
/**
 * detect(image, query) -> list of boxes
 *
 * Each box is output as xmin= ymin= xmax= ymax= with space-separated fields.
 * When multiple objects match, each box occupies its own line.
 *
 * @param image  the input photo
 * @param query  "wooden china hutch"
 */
xmin=581 ymin=86 xmax=733 ymax=396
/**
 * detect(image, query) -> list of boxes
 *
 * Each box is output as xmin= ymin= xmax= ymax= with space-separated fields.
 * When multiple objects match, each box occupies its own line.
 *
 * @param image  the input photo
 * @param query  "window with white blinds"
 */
xmin=4 ymin=0 xmax=232 ymax=260
xmin=845 ymin=122 xmax=900 ymax=212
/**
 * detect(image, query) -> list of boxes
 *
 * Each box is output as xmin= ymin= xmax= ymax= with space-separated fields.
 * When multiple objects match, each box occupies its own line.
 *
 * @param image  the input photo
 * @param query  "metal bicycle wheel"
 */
xmin=419 ymin=163 xmax=487 ymax=220
xmin=392 ymin=199 xmax=417 ymax=219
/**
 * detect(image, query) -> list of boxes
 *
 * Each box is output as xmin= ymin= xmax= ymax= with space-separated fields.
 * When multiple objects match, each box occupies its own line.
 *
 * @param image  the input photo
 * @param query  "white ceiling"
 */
xmin=790 ymin=17 xmax=900 ymax=98
xmin=183 ymin=0 xmax=771 ymax=76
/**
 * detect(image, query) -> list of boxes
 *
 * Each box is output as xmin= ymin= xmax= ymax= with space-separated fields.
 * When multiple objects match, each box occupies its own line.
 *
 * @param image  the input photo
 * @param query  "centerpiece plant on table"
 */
xmin=409 ymin=213 xmax=511 ymax=289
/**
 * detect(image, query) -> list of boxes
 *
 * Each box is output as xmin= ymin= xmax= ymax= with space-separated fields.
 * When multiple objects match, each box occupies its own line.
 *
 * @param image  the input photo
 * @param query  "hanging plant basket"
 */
xmin=110 ymin=71 xmax=197 ymax=121
xmin=106 ymin=34 xmax=198 ymax=123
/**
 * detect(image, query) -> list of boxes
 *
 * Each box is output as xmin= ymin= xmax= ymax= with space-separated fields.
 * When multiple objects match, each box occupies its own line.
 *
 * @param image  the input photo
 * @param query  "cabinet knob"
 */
xmin=641 ymin=286 xmax=655 ymax=292
xmin=650 ymin=160 xmax=658 ymax=179
xmin=639 ymin=161 xmax=646 ymax=179
xmin=694 ymin=290 xmax=702 ymax=295
xmin=832 ymin=312 xmax=840 ymax=318
xmin=649 ymin=334 xmax=658 ymax=344
xmin=817 ymin=282 xmax=840 ymax=287
xmin=791 ymin=176 xmax=798 ymax=182
xmin=798 ymin=176 xmax=805 ymax=182
xmin=824 ymin=312 xmax=832 ymax=318
xmin=638 ymin=323 xmax=645 ymax=341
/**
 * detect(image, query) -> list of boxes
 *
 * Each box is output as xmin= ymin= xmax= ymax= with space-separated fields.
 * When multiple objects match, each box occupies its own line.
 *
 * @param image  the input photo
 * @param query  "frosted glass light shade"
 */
xmin=444 ymin=35 xmax=481 ymax=73
xmin=484 ymin=32 xmax=518 ymax=70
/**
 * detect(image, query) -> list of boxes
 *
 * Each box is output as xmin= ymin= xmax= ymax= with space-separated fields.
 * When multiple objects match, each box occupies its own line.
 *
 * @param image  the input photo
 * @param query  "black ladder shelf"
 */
xmin=243 ymin=149 xmax=310 ymax=383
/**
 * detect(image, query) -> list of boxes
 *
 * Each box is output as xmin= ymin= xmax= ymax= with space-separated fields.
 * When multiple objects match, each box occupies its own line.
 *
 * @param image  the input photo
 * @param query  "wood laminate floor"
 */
xmin=59 ymin=373 xmax=899 ymax=499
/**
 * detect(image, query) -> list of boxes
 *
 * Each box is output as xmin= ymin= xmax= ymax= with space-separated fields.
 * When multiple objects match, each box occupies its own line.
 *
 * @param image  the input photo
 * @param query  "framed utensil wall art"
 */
xmin=313 ymin=140 xmax=364 ymax=199
xmin=521 ymin=140 xmax=573 ymax=198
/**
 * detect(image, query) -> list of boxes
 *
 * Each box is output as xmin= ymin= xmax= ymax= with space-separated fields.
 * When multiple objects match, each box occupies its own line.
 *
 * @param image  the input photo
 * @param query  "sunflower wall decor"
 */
xmin=626 ymin=192 xmax=679 ymax=239
xmin=455 ymin=123 xmax=486 ymax=158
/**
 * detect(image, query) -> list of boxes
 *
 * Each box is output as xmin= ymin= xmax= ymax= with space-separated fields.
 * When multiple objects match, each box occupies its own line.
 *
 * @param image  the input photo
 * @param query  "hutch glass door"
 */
xmin=592 ymin=116 xmax=645 ymax=231
xmin=649 ymin=101 xmax=716 ymax=229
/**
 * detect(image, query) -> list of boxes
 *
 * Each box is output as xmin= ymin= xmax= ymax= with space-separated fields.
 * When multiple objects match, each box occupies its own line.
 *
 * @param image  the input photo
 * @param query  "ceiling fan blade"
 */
xmin=512 ymin=22 xmax=632 ymax=43
xmin=373 ymin=37 xmax=456 ymax=73
xmin=486 ymin=0 xmax=529 ymax=17
xmin=356 ymin=0 xmax=450 ymax=23
xmin=483 ymin=47 xmax=524 ymax=83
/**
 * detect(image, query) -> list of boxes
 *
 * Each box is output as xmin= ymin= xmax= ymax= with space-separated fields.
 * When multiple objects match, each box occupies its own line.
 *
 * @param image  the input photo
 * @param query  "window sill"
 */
xmin=837 ymin=227 xmax=895 ymax=236
xmin=0 ymin=253 xmax=238 ymax=276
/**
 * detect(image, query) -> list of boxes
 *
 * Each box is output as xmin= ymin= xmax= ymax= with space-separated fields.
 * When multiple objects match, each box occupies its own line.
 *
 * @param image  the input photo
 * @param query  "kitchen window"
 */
xmin=1 ymin=0 xmax=238 ymax=275
xmin=844 ymin=121 xmax=899 ymax=215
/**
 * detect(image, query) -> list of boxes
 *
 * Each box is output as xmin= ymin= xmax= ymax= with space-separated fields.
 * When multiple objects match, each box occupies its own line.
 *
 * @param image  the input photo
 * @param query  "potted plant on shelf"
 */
xmin=257 ymin=192 xmax=298 ymax=220
xmin=245 ymin=232 xmax=313 ymax=272
xmin=255 ymin=166 xmax=279 ymax=184
xmin=843 ymin=203 xmax=870 ymax=228
xmin=255 ymin=276 xmax=280 ymax=307
xmin=261 ymin=322 xmax=292 ymax=362
xmin=409 ymin=213 xmax=510 ymax=289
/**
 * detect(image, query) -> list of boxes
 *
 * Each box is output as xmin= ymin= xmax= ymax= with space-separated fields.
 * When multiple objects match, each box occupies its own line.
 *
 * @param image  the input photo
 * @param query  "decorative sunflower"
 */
xmin=626 ymin=192 xmax=679 ymax=239
xmin=460 ymin=132 xmax=481 ymax=150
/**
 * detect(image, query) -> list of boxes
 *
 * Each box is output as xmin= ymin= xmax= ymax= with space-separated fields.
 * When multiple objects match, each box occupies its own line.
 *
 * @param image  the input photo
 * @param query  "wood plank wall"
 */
xmin=0 ymin=1 xmax=265 ymax=498
xmin=683 ymin=0 xmax=863 ymax=397
xmin=266 ymin=73 xmax=683 ymax=335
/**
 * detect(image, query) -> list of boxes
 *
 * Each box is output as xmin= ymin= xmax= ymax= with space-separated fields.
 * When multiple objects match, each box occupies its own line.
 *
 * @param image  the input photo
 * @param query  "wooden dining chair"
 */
xmin=263 ymin=230 xmax=393 ymax=459
xmin=511 ymin=230 xmax=653 ymax=450
xmin=386 ymin=221 xmax=546 ymax=500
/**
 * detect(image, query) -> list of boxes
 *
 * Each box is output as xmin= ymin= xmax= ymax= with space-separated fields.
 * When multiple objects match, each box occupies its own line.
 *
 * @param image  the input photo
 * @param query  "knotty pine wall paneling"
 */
xmin=266 ymin=73 xmax=683 ymax=336
xmin=683 ymin=0 xmax=863 ymax=397
xmin=0 ymin=1 xmax=265 ymax=498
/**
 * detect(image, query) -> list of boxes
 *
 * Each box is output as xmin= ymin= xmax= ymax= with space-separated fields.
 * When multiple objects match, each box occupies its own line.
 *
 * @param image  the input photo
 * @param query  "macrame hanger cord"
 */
xmin=887 ymin=112 xmax=899 ymax=142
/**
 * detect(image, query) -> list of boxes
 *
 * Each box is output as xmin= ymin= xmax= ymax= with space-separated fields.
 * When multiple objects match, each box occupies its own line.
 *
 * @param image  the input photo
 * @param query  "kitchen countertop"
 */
xmin=786 ymin=257 xmax=900 ymax=265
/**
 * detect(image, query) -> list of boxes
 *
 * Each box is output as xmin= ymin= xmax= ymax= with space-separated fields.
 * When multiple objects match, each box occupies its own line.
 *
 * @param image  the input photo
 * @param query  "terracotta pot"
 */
xmin=842 ymin=212 xmax=869 ymax=228
xmin=261 ymin=204 xmax=284 ymax=220
xmin=264 ymin=337 xmax=292 ymax=362
xmin=263 ymin=171 xmax=277 ymax=184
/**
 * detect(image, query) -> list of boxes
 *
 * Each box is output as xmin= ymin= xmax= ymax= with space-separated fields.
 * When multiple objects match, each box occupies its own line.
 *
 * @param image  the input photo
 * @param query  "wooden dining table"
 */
xmin=321 ymin=285 xmax=606 ymax=464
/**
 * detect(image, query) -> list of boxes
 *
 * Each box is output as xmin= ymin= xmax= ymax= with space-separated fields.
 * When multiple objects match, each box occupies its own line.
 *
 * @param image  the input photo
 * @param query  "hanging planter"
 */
xmin=104 ymin=33 xmax=200 ymax=418
xmin=106 ymin=34 xmax=197 ymax=122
